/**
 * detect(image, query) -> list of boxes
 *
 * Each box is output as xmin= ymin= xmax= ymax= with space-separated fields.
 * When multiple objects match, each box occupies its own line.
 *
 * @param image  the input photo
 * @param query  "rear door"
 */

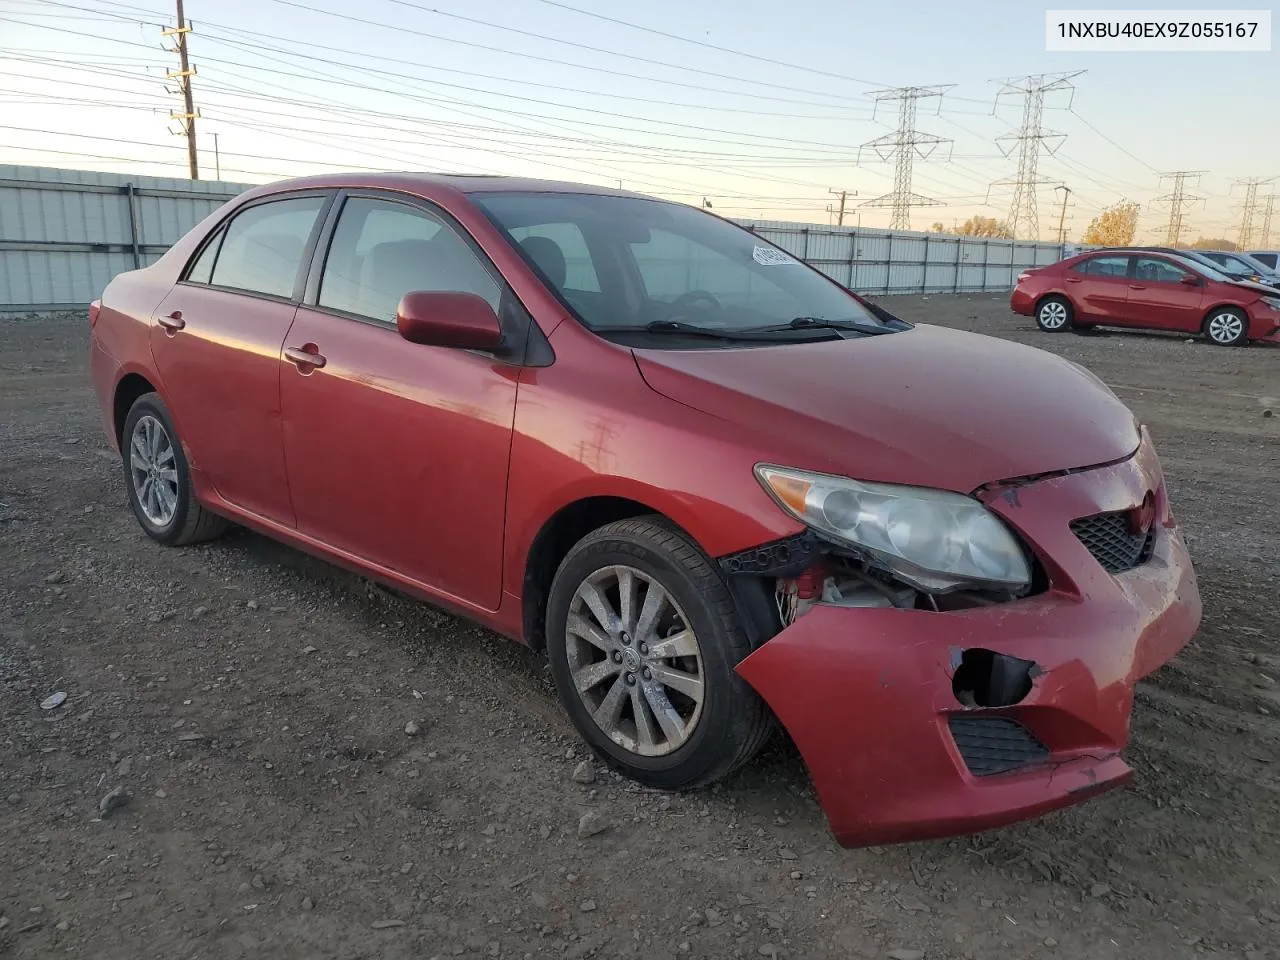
xmin=151 ymin=192 xmax=331 ymax=525
xmin=279 ymin=192 xmax=522 ymax=608
xmin=1064 ymin=254 xmax=1132 ymax=321
xmin=1125 ymin=255 xmax=1206 ymax=332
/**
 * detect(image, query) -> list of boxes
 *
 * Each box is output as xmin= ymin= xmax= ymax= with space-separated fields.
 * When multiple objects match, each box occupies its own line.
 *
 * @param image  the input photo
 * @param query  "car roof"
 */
xmin=237 ymin=171 xmax=648 ymax=200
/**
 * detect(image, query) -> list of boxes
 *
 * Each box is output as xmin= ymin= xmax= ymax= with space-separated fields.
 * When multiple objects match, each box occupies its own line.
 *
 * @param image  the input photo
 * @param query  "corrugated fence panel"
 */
xmin=1 ymin=165 xmax=251 ymax=310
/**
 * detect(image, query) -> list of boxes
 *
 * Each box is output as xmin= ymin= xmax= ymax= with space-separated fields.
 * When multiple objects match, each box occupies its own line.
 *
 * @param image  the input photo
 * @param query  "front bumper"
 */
xmin=735 ymin=431 xmax=1201 ymax=847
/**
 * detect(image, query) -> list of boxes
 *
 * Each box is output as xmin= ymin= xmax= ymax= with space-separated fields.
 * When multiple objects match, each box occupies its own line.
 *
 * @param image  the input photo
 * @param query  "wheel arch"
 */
xmin=113 ymin=371 xmax=160 ymax=447
xmin=1200 ymin=302 xmax=1250 ymax=341
xmin=1035 ymin=291 xmax=1074 ymax=315
xmin=520 ymin=494 xmax=677 ymax=652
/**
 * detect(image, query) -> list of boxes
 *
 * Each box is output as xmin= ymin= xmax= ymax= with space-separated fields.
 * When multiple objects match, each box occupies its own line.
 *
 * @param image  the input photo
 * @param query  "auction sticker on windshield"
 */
xmin=753 ymin=246 xmax=798 ymax=266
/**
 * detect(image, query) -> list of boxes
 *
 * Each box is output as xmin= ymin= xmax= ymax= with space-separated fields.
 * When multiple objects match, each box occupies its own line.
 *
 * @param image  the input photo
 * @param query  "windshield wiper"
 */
xmin=748 ymin=316 xmax=895 ymax=336
xmin=598 ymin=320 xmax=841 ymax=341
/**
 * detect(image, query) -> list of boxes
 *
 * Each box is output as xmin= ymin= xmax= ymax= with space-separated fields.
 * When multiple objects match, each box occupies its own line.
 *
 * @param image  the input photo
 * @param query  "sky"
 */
xmin=1 ymin=0 xmax=1276 ymax=243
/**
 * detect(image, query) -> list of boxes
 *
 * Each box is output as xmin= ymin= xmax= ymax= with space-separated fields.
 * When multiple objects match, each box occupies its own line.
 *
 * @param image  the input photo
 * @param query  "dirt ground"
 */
xmin=2 ymin=295 xmax=1278 ymax=960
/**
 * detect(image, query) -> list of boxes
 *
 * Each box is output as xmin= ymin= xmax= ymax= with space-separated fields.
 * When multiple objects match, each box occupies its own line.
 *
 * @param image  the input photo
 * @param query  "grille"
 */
xmin=948 ymin=715 xmax=1049 ymax=777
xmin=1070 ymin=511 xmax=1154 ymax=574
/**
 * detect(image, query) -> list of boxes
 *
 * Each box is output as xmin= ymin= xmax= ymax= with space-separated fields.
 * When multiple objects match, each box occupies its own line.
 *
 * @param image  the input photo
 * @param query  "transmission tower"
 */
xmin=162 ymin=0 xmax=199 ymax=179
xmin=1260 ymin=195 xmax=1275 ymax=247
xmin=988 ymin=71 xmax=1084 ymax=241
xmin=856 ymin=86 xmax=953 ymax=230
xmin=1233 ymin=177 xmax=1275 ymax=249
xmin=1154 ymin=171 xmax=1204 ymax=246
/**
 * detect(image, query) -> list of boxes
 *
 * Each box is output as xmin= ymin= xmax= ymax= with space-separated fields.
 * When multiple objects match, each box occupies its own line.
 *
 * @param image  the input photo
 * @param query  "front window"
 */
xmin=1133 ymin=257 xmax=1190 ymax=284
xmin=472 ymin=192 xmax=895 ymax=341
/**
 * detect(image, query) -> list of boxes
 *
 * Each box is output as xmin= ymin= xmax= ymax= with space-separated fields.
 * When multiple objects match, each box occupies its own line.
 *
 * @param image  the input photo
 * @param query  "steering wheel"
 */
xmin=668 ymin=290 xmax=721 ymax=314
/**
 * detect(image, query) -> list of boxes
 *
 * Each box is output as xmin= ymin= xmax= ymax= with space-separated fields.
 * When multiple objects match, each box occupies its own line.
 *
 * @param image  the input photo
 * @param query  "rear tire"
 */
xmin=1202 ymin=307 xmax=1248 ymax=346
xmin=545 ymin=517 xmax=773 ymax=790
xmin=121 ymin=393 xmax=229 ymax=546
xmin=1035 ymin=296 xmax=1073 ymax=332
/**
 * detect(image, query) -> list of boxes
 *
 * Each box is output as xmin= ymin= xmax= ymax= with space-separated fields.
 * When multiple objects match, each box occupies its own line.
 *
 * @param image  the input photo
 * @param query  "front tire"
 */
xmin=1203 ymin=307 xmax=1248 ymax=346
xmin=1035 ymin=295 xmax=1073 ymax=332
xmin=121 ymin=393 xmax=229 ymax=546
xmin=545 ymin=517 xmax=773 ymax=790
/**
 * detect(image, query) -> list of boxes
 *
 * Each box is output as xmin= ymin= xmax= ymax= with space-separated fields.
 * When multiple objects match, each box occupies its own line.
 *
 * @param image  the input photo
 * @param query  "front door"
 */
xmin=1125 ymin=256 xmax=1206 ymax=332
xmin=279 ymin=194 xmax=519 ymax=609
xmin=150 ymin=193 xmax=329 ymax=525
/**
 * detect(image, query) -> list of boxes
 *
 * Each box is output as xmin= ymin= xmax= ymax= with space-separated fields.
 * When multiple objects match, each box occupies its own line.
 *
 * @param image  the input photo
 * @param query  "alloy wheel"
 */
xmin=1039 ymin=301 xmax=1068 ymax=329
xmin=565 ymin=564 xmax=705 ymax=757
xmin=129 ymin=414 xmax=179 ymax=526
xmin=1206 ymin=311 xmax=1245 ymax=344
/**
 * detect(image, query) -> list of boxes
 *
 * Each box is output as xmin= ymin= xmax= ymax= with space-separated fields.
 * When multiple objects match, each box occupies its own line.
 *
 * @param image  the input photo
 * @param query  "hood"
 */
xmin=633 ymin=324 xmax=1140 ymax=493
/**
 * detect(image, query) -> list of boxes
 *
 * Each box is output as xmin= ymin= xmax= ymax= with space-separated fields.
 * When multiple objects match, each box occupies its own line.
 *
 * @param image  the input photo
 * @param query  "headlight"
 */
xmin=1262 ymin=296 xmax=1280 ymax=312
xmin=755 ymin=465 xmax=1032 ymax=593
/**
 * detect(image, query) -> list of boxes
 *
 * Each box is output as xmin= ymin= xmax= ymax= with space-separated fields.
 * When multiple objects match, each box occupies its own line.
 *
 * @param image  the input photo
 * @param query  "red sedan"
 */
xmin=89 ymin=174 xmax=1201 ymax=847
xmin=1011 ymin=247 xmax=1280 ymax=345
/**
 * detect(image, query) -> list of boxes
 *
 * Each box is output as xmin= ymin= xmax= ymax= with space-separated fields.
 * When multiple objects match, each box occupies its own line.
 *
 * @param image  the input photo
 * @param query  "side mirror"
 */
xmin=396 ymin=290 xmax=504 ymax=350
xmin=1179 ymin=275 xmax=1200 ymax=286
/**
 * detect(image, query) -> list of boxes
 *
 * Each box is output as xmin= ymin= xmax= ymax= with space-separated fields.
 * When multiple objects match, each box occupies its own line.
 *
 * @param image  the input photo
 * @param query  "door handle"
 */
xmin=1128 ymin=284 xmax=1146 ymax=290
xmin=284 ymin=344 xmax=327 ymax=370
xmin=157 ymin=311 xmax=185 ymax=332
xmin=1065 ymin=276 xmax=1081 ymax=282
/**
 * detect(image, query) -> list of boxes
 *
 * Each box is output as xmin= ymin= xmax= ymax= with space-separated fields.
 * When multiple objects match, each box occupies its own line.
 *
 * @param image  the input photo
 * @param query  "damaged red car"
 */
xmin=89 ymin=174 xmax=1202 ymax=847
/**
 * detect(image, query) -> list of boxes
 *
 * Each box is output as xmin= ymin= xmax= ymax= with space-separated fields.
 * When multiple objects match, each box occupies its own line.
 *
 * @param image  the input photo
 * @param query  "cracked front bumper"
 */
xmin=735 ymin=431 xmax=1201 ymax=847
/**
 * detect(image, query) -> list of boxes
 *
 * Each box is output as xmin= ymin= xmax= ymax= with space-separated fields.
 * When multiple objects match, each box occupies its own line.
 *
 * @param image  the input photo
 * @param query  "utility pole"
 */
xmin=1233 ymin=177 xmax=1274 ymax=249
xmin=1054 ymin=184 xmax=1071 ymax=243
xmin=827 ymin=188 xmax=857 ymax=227
xmin=1154 ymin=171 xmax=1203 ymax=246
xmin=988 ymin=71 xmax=1084 ymax=241
xmin=212 ymin=132 xmax=220 ymax=180
xmin=1259 ymin=195 xmax=1275 ymax=247
xmin=163 ymin=0 xmax=199 ymax=179
xmin=857 ymin=86 xmax=953 ymax=230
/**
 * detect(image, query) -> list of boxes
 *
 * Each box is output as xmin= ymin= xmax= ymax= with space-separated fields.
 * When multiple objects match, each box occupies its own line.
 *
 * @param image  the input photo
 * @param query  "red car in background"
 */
xmin=90 ymin=174 xmax=1201 ymax=847
xmin=1012 ymin=247 xmax=1280 ymax=345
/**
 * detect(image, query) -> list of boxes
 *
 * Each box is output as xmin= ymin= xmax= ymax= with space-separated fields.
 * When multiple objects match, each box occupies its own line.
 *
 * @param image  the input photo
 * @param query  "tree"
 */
xmin=1190 ymin=237 xmax=1238 ymax=251
xmin=1081 ymin=201 xmax=1140 ymax=246
xmin=956 ymin=215 xmax=1013 ymax=238
xmin=929 ymin=222 xmax=946 ymax=233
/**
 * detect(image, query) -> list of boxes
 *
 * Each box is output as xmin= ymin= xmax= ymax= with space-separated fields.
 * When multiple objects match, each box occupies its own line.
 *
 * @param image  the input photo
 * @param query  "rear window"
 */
xmin=1251 ymin=252 xmax=1278 ymax=269
xmin=1073 ymin=255 xmax=1129 ymax=277
xmin=203 ymin=196 xmax=326 ymax=299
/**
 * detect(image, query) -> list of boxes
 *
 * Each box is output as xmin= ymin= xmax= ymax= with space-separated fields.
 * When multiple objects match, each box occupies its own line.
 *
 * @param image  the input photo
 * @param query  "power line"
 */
xmin=1154 ymin=171 xmax=1204 ymax=245
xmin=990 ymin=71 xmax=1084 ymax=240
xmin=857 ymin=86 xmax=953 ymax=230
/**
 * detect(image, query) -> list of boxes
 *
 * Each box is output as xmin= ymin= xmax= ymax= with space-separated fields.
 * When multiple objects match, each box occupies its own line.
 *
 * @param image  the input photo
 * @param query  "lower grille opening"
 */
xmin=948 ymin=715 xmax=1049 ymax=777
xmin=1070 ymin=511 xmax=1154 ymax=574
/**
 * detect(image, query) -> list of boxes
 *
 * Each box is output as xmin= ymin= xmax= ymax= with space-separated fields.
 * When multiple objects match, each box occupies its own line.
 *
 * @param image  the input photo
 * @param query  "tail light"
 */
xmin=1016 ymin=271 xmax=1032 ymax=284
xmin=89 ymin=299 xmax=102 ymax=328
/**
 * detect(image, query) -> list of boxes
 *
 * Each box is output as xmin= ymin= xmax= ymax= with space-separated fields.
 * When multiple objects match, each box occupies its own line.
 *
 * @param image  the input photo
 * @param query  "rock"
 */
xmin=538 ymin=825 xmax=552 ymax=841
xmin=192 ymin=605 xmax=208 ymax=618
xmin=301 ymin=897 xmax=314 ymax=911
xmin=6 ymin=794 xmax=20 ymax=806
xmin=1044 ymin=937 xmax=1058 ymax=947
xmin=302 ymin=645 xmax=317 ymax=655
xmin=705 ymin=908 xmax=723 ymax=926
xmin=1088 ymin=883 xmax=1111 ymax=898
xmin=44 ymin=571 xmax=65 ymax=583
xmin=40 ymin=692 xmax=68 ymax=711
xmin=788 ymin=871 xmax=803 ymax=880
xmin=1264 ymin=409 xmax=1273 ymax=418
xmin=98 ymin=786 xmax=129 ymax=817
xmin=154 ymin=789 xmax=167 ymax=799
xmin=571 ymin=760 xmax=596 ymax=784
xmin=246 ymin=599 xmax=259 ymax=610
xmin=56 ymin=920 xmax=69 ymax=932
xmin=482 ymin=824 xmax=496 ymax=836
xmin=887 ymin=951 xmax=924 ymax=960
xmin=115 ymin=757 xmax=133 ymax=777
xmin=777 ymin=848 xmax=798 ymax=861
xmin=758 ymin=945 xmax=778 ymax=958
xmin=404 ymin=720 xmax=422 ymax=737
xmin=577 ymin=811 xmax=608 ymax=838
xmin=580 ymin=900 xmax=596 ymax=913
xmin=371 ymin=919 xmax=405 ymax=929
xmin=177 ymin=733 xmax=204 ymax=742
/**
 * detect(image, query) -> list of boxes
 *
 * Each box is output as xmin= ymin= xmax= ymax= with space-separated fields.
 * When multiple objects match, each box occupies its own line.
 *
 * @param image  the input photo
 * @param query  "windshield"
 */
xmin=471 ymin=192 xmax=893 ymax=336
xmin=1170 ymin=253 xmax=1232 ymax=281
xmin=1220 ymin=252 xmax=1272 ymax=275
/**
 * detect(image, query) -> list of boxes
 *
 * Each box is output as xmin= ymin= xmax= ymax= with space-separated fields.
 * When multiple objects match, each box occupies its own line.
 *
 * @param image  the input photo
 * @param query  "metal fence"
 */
xmin=731 ymin=219 xmax=1080 ymax=295
xmin=1 ymin=165 xmax=1081 ymax=311
xmin=0 ymin=165 xmax=251 ymax=313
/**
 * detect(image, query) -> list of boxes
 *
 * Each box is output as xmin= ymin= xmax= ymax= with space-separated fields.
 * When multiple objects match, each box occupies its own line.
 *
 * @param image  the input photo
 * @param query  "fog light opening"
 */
xmin=952 ymin=648 xmax=1038 ymax=708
